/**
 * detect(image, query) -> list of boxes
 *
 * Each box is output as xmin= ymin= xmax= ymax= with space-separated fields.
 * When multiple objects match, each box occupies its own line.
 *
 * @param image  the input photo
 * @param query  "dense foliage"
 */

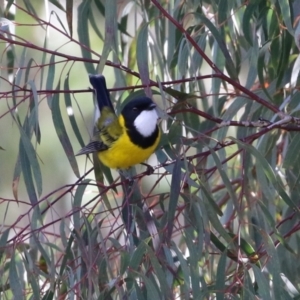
xmin=1 ymin=0 xmax=300 ymax=299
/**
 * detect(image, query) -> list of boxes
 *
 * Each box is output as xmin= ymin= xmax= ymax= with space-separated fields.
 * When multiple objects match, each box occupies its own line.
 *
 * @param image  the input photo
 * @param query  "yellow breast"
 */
xmin=98 ymin=129 xmax=160 ymax=169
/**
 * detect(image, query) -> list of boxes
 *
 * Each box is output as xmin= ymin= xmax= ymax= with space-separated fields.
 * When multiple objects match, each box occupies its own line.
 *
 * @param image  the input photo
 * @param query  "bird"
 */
xmin=77 ymin=74 xmax=161 ymax=169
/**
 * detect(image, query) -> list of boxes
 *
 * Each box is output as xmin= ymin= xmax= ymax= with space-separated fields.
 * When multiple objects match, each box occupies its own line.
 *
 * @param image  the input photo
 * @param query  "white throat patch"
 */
xmin=134 ymin=109 xmax=158 ymax=137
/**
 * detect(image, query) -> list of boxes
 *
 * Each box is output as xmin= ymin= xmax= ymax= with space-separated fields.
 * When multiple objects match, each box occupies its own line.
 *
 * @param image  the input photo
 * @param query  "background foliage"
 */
xmin=1 ymin=0 xmax=300 ymax=299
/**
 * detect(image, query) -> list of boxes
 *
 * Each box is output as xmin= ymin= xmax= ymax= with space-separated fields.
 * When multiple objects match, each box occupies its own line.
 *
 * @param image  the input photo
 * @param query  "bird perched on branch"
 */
xmin=77 ymin=74 xmax=160 ymax=169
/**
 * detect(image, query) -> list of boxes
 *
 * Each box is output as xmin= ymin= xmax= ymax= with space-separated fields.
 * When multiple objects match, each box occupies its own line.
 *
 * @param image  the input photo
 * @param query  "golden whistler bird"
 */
xmin=77 ymin=74 xmax=161 ymax=169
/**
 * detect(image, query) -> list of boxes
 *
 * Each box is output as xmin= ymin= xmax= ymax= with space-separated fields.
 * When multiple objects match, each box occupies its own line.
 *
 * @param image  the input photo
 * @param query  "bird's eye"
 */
xmin=132 ymin=107 xmax=138 ymax=111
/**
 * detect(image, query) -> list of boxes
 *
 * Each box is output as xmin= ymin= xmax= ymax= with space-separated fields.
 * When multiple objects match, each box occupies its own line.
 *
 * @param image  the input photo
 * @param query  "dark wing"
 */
xmin=77 ymin=75 xmax=121 ymax=156
xmin=76 ymin=141 xmax=109 ymax=156
xmin=89 ymin=74 xmax=114 ymax=112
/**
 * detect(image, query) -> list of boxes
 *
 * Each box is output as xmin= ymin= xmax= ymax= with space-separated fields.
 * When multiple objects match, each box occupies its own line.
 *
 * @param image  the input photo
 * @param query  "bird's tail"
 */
xmin=89 ymin=74 xmax=114 ymax=112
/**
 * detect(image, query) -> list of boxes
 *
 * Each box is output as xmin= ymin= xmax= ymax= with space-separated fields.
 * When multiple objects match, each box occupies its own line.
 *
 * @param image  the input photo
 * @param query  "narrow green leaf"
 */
xmin=198 ymin=182 xmax=223 ymax=216
xmin=49 ymin=0 xmax=65 ymax=11
xmin=31 ymin=234 xmax=52 ymax=276
xmin=209 ymin=148 xmax=239 ymax=210
xmin=28 ymin=80 xmax=41 ymax=143
xmin=73 ymin=178 xmax=90 ymax=231
xmin=178 ymin=38 xmax=189 ymax=76
xmin=140 ymin=274 xmax=161 ymax=300
xmin=280 ymin=273 xmax=300 ymax=298
xmin=66 ymin=0 xmax=73 ymax=36
xmin=27 ymin=272 xmax=40 ymax=299
xmin=137 ymin=23 xmax=150 ymax=90
xmin=40 ymin=35 xmax=48 ymax=91
xmin=0 ymin=228 xmax=10 ymax=261
xmin=212 ymin=40 xmax=225 ymax=117
xmin=276 ymin=31 xmax=293 ymax=87
xmin=257 ymin=41 xmax=273 ymax=100
xmin=261 ymin=231 xmax=283 ymax=300
xmin=51 ymin=82 xmax=80 ymax=177
xmin=9 ymin=253 xmax=23 ymax=298
xmin=63 ymin=75 xmax=85 ymax=148
xmin=256 ymin=157 xmax=275 ymax=201
xmin=46 ymin=54 xmax=56 ymax=108
xmin=15 ymin=46 xmax=26 ymax=84
xmin=88 ymin=6 xmax=104 ymax=41
xmin=52 ymin=11 xmax=69 ymax=35
xmin=185 ymin=229 xmax=201 ymax=296
xmin=24 ymin=58 xmax=34 ymax=86
xmin=82 ymin=215 xmax=98 ymax=252
xmin=93 ymin=0 xmax=129 ymax=37
xmin=191 ymin=35 xmax=206 ymax=77
xmin=217 ymin=0 xmax=228 ymax=25
xmin=6 ymin=45 xmax=14 ymax=77
xmin=134 ymin=281 xmax=146 ymax=300
xmin=97 ymin=0 xmax=117 ymax=73
xmin=162 ymin=246 xmax=177 ymax=286
xmin=156 ymin=147 xmax=168 ymax=165
xmin=283 ymin=134 xmax=300 ymax=168
xmin=59 ymin=233 xmax=75 ymax=277
xmin=129 ymin=241 xmax=147 ymax=271
xmin=252 ymin=265 xmax=272 ymax=300
xmin=93 ymin=0 xmax=105 ymax=16
xmin=258 ymin=201 xmax=276 ymax=230
xmin=22 ymin=117 xmax=42 ymax=197
xmin=207 ymin=16 xmax=239 ymax=82
xmin=201 ymin=188 xmax=233 ymax=244
xmin=217 ymin=96 xmax=248 ymax=139
xmin=167 ymin=10 xmax=177 ymax=67
xmin=278 ymin=0 xmax=293 ymax=36
xmin=42 ymin=290 xmax=54 ymax=300
xmin=243 ymin=270 xmax=256 ymax=299
xmin=4 ymin=0 xmax=14 ymax=15
xmin=295 ymin=16 xmax=300 ymax=50
xmin=12 ymin=154 xmax=21 ymax=200
xmin=168 ymin=122 xmax=182 ymax=147
xmin=196 ymin=13 xmax=238 ymax=81
xmin=243 ymin=4 xmax=256 ymax=46
xmin=120 ymin=251 xmax=130 ymax=275
xmin=19 ymin=139 xmax=38 ymax=206
xmin=230 ymin=137 xmax=298 ymax=209
xmin=245 ymin=40 xmax=259 ymax=89
xmin=171 ymin=243 xmax=190 ymax=297
xmin=216 ymin=252 xmax=226 ymax=300
xmin=291 ymin=55 xmax=300 ymax=89
xmin=189 ymin=198 xmax=205 ymax=251
xmin=166 ymin=158 xmax=181 ymax=242
xmin=59 ymin=218 xmax=68 ymax=248
xmin=77 ymin=0 xmax=95 ymax=74
xmin=23 ymin=0 xmax=40 ymax=22
xmin=146 ymin=245 xmax=170 ymax=297
xmin=14 ymin=115 xmax=43 ymax=199
xmin=210 ymin=232 xmax=236 ymax=262
xmin=236 ymin=236 xmax=260 ymax=267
